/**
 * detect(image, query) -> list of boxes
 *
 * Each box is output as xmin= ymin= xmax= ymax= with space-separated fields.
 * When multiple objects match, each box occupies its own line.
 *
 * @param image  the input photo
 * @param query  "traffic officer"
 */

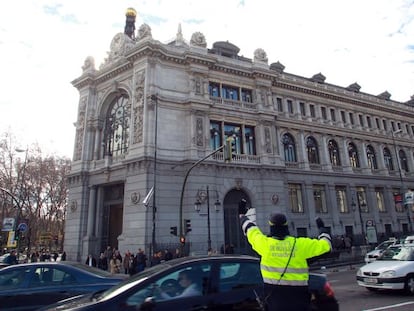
xmin=239 ymin=199 xmax=332 ymax=311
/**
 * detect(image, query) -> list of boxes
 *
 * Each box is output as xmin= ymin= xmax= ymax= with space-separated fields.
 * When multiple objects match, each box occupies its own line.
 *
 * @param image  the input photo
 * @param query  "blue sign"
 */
xmin=17 ymin=223 xmax=28 ymax=232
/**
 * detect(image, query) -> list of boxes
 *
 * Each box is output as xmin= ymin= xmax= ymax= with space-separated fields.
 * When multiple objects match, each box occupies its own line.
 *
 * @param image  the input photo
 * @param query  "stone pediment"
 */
xmin=311 ymin=72 xmax=326 ymax=83
xmin=346 ymin=82 xmax=361 ymax=92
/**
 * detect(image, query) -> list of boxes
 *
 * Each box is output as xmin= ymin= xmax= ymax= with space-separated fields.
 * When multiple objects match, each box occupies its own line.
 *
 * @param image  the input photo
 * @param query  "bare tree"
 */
xmin=0 ymin=131 xmax=71 ymax=252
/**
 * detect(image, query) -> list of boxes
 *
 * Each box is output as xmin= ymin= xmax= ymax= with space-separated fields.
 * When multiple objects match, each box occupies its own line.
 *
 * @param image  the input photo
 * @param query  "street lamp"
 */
xmin=194 ymin=186 xmax=220 ymax=252
xmin=391 ymin=129 xmax=413 ymax=233
xmin=351 ymin=190 xmax=366 ymax=245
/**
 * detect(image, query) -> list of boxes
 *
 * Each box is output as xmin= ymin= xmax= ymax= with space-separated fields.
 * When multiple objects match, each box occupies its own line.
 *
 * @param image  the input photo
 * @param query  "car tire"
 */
xmin=404 ymin=275 xmax=414 ymax=294
xmin=366 ymin=287 xmax=378 ymax=292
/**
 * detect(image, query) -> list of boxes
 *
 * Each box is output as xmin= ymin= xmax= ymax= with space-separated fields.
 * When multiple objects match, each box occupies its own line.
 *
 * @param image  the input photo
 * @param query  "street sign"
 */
xmin=405 ymin=191 xmax=414 ymax=205
xmin=17 ymin=223 xmax=28 ymax=232
xmin=2 ymin=218 xmax=15 ymax=231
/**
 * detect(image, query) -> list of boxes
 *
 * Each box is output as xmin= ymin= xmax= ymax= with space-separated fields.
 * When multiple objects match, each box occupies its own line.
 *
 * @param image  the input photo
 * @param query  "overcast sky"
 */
xmin=1 ymin=0 xmax=414 ymax=158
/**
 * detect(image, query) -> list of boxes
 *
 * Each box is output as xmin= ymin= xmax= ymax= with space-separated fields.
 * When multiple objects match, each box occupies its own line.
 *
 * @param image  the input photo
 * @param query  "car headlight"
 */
xmin=380 ymin=270 xmax=396 ymax=278
xmin=357 ymin=269 xmax=362 ymax=276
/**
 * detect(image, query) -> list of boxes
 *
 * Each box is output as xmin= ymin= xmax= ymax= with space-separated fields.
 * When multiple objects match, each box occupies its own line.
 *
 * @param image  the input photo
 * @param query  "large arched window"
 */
xmin=366 ymin=145 xmax=378 ymax=169
xmin=103 ymin=93 xmax=131 ymax=157
xmin=383 ymin=147 xmax=394 ymax=171
xmin=306 ymin=136 xmax=320 ymax=164
xmin=399 ymin=149 xmax=409 ymax=172
xmin=282 ymin=133 xmax=297 ymax=162
xmin=328 ymin=139 xmax=341 ymax=166
xmin=348 ymin=142 xmax=360 ymax=168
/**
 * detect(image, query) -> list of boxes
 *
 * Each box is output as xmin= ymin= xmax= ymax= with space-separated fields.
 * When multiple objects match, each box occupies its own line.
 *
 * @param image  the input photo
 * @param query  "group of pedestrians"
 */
xmin=86 ymin=247 xmax=183 ymax=275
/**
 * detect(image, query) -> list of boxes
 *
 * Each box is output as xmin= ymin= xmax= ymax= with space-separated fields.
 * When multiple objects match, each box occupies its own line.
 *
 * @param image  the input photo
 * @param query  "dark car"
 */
xmin=0 ymin=261 xmax=128 ymax=311
xmin=40 ymin=255 xmax=338 ymax=311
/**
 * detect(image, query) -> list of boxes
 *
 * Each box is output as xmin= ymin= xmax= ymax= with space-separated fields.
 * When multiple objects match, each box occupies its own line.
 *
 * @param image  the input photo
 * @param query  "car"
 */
xmin=364 ymin=238 xmax=399 ymax=263
xmin=0 ymin=261 xmax=128 ymax=311
xmin=39 ymin=255 xmax=339 ymax=311
xmin=357 ymin=244 xmax=414 ymax=293
xmin=0 ymin=251 xmax=27 ymax=264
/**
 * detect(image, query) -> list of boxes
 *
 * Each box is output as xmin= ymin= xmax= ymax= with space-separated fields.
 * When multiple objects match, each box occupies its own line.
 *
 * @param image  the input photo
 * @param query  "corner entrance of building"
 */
xmin=101 ymin=184 xmax=124 ymax=251
xmin=223 ymin=189 xmax=255 ymax=255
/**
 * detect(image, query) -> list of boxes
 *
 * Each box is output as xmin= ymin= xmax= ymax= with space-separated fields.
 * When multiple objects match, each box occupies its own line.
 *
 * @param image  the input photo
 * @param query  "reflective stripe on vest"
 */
xmin=262 ymin=277 xmax=309 ymax=286
xmin=261 ymin=264 xmax=309 ymax=274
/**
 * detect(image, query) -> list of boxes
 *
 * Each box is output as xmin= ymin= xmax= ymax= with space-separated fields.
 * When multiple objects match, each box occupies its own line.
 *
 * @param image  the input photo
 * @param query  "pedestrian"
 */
xmin=61 ymin=251 xmax=66 ymax=261
xmin=109 ymin=253 xmax=121 ymax=274
xmin=5 ymin=250 xmax=18 ymax=265
xmin=97 ymin=252 xmax=108 ymax=271
xmin=123 ymin=251 xmax=131 ymax=274
xmin=238 ymin=199 xmax=332 ymax=311
xmin=135 ymin=248 xmax=147 ymax=273
xmin=164 ymin=249 xmax=173 ymax=261
xmin=85 ymin=254 xmax=97 ymax=267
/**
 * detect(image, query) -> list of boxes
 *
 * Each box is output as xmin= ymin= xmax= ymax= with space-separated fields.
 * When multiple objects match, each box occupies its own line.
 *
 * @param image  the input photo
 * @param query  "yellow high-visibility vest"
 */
xmin=247 ymin=227 xmax=331 ymax=286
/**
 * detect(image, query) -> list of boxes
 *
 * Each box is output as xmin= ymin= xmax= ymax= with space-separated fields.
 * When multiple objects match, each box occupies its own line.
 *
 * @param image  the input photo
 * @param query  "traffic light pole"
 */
xmin=178 ymin=145 xmax=224 ymax=254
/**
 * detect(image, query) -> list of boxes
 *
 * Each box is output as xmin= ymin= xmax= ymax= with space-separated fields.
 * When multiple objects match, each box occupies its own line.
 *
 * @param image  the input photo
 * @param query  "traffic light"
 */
xmin=185 ymin=219 xmax=192 ymax=233
xmin=224 ymin=137 xmax=234 ymax=162
xmin=14 ymin=229 xmax=21 ymax=241
xmin=180 ymin=236 xmax=186 ymax=245
xmin=170 ymin=226 xmax=177 ymax=236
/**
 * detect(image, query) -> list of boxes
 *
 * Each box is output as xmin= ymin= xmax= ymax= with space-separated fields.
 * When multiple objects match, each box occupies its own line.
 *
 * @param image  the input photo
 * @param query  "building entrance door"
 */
xmin=223 ymin=189 xmax=254 ymax=255
xmin=101 ymin=184 xmax=124 ymax=251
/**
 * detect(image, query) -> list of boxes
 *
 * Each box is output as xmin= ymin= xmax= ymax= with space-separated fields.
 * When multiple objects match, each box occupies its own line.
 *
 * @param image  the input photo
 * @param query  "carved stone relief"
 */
xmin=133 ymin=70 xmax=145 ymax=144
xmin=74 ymin=97 xmax=87 ymax=160
xmin=196 ymin=117 xmax=204 ymax=147
xmin=265 ymin=127 xmax=272 ymax=153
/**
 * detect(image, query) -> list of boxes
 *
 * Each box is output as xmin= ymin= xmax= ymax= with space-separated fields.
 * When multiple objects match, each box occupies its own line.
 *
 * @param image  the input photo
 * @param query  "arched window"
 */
xmin=348 ymin=142 xmax=360 ymax=168
xmin=328 ymin=139 xmax=341 ymax=166
xmin=383 ymin=147 xmax=394 ymax=171
xmin=306 ymin=136 xmax=320 ymax=164
xmin=366 ymin=145 xmax=378 ymax=169
xmin=282 ymin=133 xmax=297 ymax=162
xmin=103 ymin=93 xmax=131 ymax=157
xmin=399 ymin=149 xmax=409 ymax=172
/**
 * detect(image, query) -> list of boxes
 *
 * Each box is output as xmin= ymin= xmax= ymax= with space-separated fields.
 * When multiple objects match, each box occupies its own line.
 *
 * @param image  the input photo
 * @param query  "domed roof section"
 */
xmin=210 ymin=41 xmax=240 ymax=58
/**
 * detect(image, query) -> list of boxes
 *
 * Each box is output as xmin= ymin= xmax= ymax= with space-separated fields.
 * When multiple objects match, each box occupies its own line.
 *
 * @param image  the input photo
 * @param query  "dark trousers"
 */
xmin=264 ymin=284 xmax=310 ymax=311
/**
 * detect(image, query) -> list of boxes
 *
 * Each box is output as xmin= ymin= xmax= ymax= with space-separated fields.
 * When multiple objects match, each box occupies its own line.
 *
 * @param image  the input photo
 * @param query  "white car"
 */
xmin=357 ymin=245 xmax=414 ymax=293
xmin=364 ymin=239 xmax=399 ymax=264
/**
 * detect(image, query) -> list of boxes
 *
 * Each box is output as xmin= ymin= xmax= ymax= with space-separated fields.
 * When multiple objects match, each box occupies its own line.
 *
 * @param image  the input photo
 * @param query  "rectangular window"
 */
xmin=244 ymin=126 xmax=256 ymax=155
xmin=216 ymin=122 xmax=257 ymax=156
xmin=313 ymin=185 xmax=328 ymax=213
xmin=349 ymin=113 xmax=354 ymax=125
xmin=393 ymin=189 xmax=404 ymax=213
xmin=391 ymin=121 xmax=396 ymax=131
xmin=299 ymin=102 xmax=306 ymax=116
xmin=310 ymin=104 xmax=315 ymax=118
xmin=375 ymin=118 xmax=380 ymax=129
xmin=367 ymin=116 xmax=372 ymax=128
xmin=288 ymin=184 xmax=303 ymax=213
xmin=411 ymin=125 xmax=414 ymax=136
xmin=222 ymin=85 xmax=239 ymax=100
xmin=335 ymin=186 xmax=348 ymax=213
xmin=241 ymin=88 xmax=252 ymax=103
xmin=383 ymin=119 xmax=388 ymax=130
xmin=210 ymin=121 xmax=222 ymax=150
xmin=287 ymin=99 xmax=294 ymax=114
xmin=276 ymin=97 xmax=283 ymax=112
xmin=406 ymin=124 xmax=410 ymax=135
xmin=359 ymin=114 xmax=364 ymax=127
xmin=356 ymin=187 xmax=368 ymax=213
xmin=330 ymin=108 xmax=336 ymax=122
xmin=321 ymin=107 xmax=327 ymax=120
xmin=340 ymin=111 xmax=346 ymax=123
xmin=209 ymin=82 xmax=220 ymax=97
xmin=375 ymin=188 xmax=386 ymax=212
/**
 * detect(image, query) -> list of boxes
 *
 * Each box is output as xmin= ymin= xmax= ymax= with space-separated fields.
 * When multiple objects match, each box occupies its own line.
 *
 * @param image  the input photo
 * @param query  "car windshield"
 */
xmin=68 ymin=262 xmax=114 ymax=277
xmin=378 ymin=246 xmax=414 ymax=261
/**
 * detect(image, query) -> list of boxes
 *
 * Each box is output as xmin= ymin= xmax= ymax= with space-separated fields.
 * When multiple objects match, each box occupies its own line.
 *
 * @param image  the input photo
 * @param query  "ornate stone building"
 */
xmin=65 ymin=9 xmax=414 ymax=261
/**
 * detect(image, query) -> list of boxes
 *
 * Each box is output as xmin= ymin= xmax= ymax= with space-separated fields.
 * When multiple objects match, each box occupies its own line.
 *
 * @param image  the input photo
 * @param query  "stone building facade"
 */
xmin=65 ymin=11 xmax=414 ymax=261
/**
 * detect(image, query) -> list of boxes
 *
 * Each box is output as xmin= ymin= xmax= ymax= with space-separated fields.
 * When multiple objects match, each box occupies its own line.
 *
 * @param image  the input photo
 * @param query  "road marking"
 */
xmin=363 ymin=301 xmax=414 ymax=310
